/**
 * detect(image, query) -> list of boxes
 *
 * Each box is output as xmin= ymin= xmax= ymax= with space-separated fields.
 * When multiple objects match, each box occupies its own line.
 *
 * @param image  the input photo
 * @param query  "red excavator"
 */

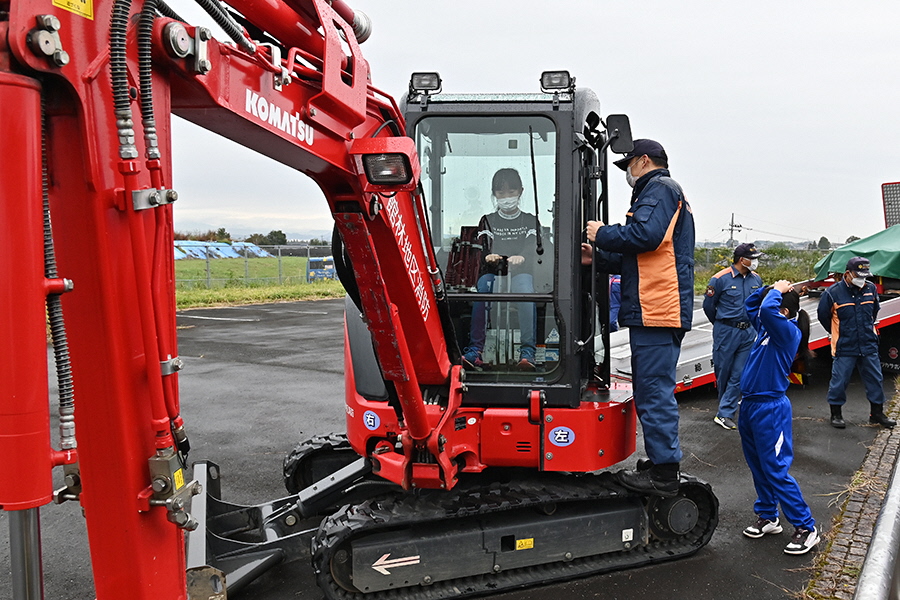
xmin=0 ymin=0 xmax=717 ymax=598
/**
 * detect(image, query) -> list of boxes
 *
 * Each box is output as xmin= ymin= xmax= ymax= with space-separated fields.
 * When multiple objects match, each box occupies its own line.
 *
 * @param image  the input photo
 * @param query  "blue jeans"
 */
xmin=712 ymin=323 xmax=755 ymax=419
xmin=467 ymin=273 xmax=536 ymax=361
xmin=629 ymin=326 xmax=685 ymax=465
xmin=739 ymin=395 xmax=815 ymax=529
xmin=826 ymin=353 xmax=886 ymax=406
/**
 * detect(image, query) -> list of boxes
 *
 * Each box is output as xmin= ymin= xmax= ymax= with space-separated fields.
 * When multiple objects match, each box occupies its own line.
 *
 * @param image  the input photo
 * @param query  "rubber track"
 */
xmin=312 ymin=471 xmax=718 ymax=600
xmin=283 ymin=433 xmax=353 ymax=494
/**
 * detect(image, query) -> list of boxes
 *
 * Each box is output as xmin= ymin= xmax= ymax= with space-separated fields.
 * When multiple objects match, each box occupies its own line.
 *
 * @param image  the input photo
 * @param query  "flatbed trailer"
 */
xmin=609 ymin=294 xmax=900 ymax=392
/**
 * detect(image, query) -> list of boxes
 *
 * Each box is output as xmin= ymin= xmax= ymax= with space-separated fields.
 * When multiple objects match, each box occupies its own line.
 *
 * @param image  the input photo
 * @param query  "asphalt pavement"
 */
xmin=1 ymin=298 xmax=893 ymax=600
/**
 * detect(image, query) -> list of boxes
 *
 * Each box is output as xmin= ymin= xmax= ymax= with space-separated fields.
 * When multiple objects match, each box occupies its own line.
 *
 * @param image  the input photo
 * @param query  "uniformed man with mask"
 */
xmin=817 ymin=256 xmax=896 ymax=429
xmin=581 ymin=139 xmax=695 ymax=497
xmin=703 ymin=243 xmax=764 ymax=430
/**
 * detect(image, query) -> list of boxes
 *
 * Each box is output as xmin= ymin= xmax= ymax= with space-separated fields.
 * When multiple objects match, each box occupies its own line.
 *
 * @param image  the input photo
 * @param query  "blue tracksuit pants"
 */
xmin=826 ymin=353 xmax=886 ymax=406
xmin=712 ymin=324 xmax=755 ymax=420
xmin=738 ymin=395 xmax=814 ymax=529
xmin=629 ymin=326 xmax=685 ymax=465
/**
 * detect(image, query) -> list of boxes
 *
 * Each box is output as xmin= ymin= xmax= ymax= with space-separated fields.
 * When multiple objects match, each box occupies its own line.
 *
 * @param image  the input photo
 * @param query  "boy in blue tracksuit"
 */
xmin=739 ymin=280 xmax=820 ymax=555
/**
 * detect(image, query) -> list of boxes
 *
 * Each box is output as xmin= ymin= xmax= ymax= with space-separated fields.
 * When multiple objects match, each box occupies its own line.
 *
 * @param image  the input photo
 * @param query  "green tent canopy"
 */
xmin=814 ymin=225 xmax=900 ymax=281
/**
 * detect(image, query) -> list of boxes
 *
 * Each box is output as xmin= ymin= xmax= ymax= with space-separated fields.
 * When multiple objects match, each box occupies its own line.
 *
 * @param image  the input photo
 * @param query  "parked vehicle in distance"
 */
xmin=307 ymin=256 xmax=337 ymax=282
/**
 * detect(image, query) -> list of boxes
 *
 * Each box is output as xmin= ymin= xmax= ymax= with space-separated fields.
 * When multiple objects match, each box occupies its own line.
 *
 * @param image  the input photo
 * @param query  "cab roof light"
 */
xmin=409 ymin=72 xmax=442 ymax=95
xmin=362 ymin=153 xmax=413 ymax=186
xmin=540 ymin=70 xmax=575 ymax=93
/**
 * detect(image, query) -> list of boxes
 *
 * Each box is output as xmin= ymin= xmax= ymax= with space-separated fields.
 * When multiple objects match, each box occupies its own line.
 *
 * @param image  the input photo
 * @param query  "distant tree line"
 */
xmin=174 ymin=228 xmax=290 ymax=246
xmin=173 ymin=227 xmax=232 ymax=242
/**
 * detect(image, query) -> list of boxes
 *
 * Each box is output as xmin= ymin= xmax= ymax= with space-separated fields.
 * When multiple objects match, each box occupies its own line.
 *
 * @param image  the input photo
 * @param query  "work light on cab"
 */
xmin=540 ymin=70 xmax=574 ymax=93
xmin=409 ymin=72 xmax=442 ymax=95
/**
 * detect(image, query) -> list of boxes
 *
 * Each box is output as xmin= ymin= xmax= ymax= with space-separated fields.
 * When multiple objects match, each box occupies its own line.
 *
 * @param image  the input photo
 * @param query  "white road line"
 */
xmin=178 ymin=315 xmax=260 ymax=322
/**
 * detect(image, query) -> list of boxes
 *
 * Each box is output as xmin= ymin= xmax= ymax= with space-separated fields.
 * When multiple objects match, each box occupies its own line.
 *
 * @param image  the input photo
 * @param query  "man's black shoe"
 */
xmin=616 ymin=463 xmax=679 ymax=497
xmin=830 ymin=405 xmax=846 ymax=429
xmin=635 ymin=458 xmax=653 ymax=472
xmin=870 ymin=403 xmax=896 ymax=428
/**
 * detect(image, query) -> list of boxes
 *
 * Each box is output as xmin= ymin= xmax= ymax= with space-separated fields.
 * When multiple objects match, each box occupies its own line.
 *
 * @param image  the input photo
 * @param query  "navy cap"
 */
xmin=734 ymin=243 xmax=762 ymax=260
xmin=613 ymin=139 xmax=668 ymax=171
xmin=846 ymin=256 xmax=871 ymax=276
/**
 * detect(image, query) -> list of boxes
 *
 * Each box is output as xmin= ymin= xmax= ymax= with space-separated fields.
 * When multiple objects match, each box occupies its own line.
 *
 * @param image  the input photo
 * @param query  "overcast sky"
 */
xmin=168 ymin=0 xmax=900 ymax=245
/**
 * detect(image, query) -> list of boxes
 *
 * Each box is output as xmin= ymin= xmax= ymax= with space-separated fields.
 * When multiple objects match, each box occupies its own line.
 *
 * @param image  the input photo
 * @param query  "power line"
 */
xmin=732 ymin=212 xmax=825 ymax=238
xmin=743 ymin=227 xmax=813 ymax=242
xmin=720 ymin=213 xmax=817 ymax=242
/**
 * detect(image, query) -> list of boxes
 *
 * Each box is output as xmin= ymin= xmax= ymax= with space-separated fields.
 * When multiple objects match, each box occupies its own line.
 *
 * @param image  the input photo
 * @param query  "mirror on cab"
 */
xmin=605 ymin=114 xmax=633 ymax=154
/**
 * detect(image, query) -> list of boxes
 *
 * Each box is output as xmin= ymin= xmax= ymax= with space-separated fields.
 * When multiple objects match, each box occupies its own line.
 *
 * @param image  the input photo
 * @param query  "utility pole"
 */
xmin=722 ymin=213 xmax=743 ymax=248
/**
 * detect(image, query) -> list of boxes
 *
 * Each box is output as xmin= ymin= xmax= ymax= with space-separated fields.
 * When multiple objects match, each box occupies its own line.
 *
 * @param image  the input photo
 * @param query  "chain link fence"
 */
xmin=174 ymin=244 xmax=334 ymax=290
xmin=176 ymin=243 xmax=832 ymax=291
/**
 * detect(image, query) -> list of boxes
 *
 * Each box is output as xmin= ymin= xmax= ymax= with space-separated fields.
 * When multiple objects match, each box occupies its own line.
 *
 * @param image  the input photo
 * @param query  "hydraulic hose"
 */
xmin=155 ymin=0 xmax=185 ymax=22
xmin=41 ymin=97 xmax=76 ymax=451
xmin=138 ymin=0 xmax=159 ymax=159
xmin=109 ymin=0 xmax=137 ymax=159
xmin=192 ymin=0 xmax=256 ymax=54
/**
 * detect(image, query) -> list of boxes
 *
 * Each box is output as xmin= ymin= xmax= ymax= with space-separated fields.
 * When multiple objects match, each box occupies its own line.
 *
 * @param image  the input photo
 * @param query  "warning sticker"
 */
xmin=174 ymin=468 xmax=185 ymax=490
xmin=516 ymin=538 xmax=534 ymax=550
xmin=53 ymin=0 xmax=94 ymax=20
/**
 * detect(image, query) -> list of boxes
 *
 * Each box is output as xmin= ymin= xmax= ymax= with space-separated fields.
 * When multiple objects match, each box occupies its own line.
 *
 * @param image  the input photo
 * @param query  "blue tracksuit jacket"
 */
xmin=741 ymin=287 xmax=801 ymax=399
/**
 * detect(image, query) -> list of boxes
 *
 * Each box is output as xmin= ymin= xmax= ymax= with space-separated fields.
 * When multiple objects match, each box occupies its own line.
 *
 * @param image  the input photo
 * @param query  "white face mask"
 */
xmin=495 ymin=195 xmax=520 ymax=212
xmin=747 ymin=259 xmax=759 ymax=271
xmin=625 ymin=164 xmax=637 ymax=188
xmin=851 ymin=276 xmax=867 ymax=288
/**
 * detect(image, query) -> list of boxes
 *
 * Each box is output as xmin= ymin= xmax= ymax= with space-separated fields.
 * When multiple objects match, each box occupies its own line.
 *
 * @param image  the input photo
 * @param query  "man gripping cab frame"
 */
xmin=817 ymin=256 xmax=896 ymax=429
xmin=582 ymin=138 xmax=695 ymax=496
xmin=462 ymin=168 xmax=539 ymax=371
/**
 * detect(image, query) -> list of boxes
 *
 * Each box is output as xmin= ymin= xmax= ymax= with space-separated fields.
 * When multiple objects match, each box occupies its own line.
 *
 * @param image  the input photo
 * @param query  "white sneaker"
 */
xmin=743 ymin=516 xmax=783 ymax=538
xmin=714 ymin=415 xmax=737 ymax=430
xmin=784 ymin=526 xmax=819 ymax=555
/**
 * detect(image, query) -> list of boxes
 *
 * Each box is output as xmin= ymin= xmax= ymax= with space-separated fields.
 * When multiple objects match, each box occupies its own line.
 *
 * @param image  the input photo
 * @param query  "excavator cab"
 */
xmin=405 ymin=72 xmax=616 ymax=403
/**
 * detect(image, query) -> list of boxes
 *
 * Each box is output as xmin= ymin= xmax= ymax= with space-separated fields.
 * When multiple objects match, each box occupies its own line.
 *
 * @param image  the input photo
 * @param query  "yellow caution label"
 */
xmin=515 ymin=538 xmax=534 ymax=550
xmin=52 ymin=0 xmax=94 ymax=20
xmin=173 ymin=468 xmax=185 ymax=490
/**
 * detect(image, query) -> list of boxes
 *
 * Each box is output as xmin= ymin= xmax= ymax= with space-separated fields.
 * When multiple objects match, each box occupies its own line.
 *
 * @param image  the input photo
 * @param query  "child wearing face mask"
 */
xmin=462 ymin=168 xmax=540 ymax=371
xmin=817 ymin=256 xmax=895 ymax=429
xmin=739 ymin=281 xmax=820 ymax=555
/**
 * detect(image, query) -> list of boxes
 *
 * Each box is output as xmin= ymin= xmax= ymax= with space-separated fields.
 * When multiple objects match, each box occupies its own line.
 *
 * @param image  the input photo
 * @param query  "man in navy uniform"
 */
xmin=817 ymin=256 xmax=895 ymax=429
xmin=583 ymin=139 xmax=694 ymax=496
xmin=703 ymin=243 xmax=764 ymax=430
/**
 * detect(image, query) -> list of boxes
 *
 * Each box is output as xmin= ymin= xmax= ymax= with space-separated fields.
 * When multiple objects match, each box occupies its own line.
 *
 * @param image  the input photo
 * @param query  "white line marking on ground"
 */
xmin=178 ymin=315 xmax=260 ymax=322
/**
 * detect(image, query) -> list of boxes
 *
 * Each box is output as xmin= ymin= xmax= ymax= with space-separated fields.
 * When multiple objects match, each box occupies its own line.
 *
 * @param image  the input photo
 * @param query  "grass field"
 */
xmin=174 ymin=256 xmax=345 ymax=308
xmin=175 ymin=256 xmax=309 ymax=288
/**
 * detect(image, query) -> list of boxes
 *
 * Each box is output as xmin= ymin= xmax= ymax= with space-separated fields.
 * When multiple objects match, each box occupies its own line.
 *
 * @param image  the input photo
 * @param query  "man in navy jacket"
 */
xmin=817 ymin=256 xmax=895 ymax=429
xmin=703 ymin=243 xmax=764 ymax=430
xmin=584 ymin=139 xmax=694 ymax=496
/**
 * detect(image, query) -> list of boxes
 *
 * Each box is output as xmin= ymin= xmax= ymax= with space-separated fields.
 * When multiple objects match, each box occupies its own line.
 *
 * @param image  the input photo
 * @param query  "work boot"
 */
xmin=829 ymin=405 xmax=846 ymax=429
xmin=869 ymin=403 xmax=896 ymax=429
xmin=635 ymin=458 xmax=653 ymax=472
xmin=616 ymin=462 xmax=679 ymax=497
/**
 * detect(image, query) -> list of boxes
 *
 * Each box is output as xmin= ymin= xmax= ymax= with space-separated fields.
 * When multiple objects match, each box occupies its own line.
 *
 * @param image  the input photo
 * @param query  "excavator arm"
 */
xmin=0 ymin=1 xmax=453 ymax=598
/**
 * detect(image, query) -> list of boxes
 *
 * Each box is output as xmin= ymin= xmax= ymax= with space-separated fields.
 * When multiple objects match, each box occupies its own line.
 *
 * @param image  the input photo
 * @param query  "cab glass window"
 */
xmin=415 ymin=115 xmax=559 ymax=378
